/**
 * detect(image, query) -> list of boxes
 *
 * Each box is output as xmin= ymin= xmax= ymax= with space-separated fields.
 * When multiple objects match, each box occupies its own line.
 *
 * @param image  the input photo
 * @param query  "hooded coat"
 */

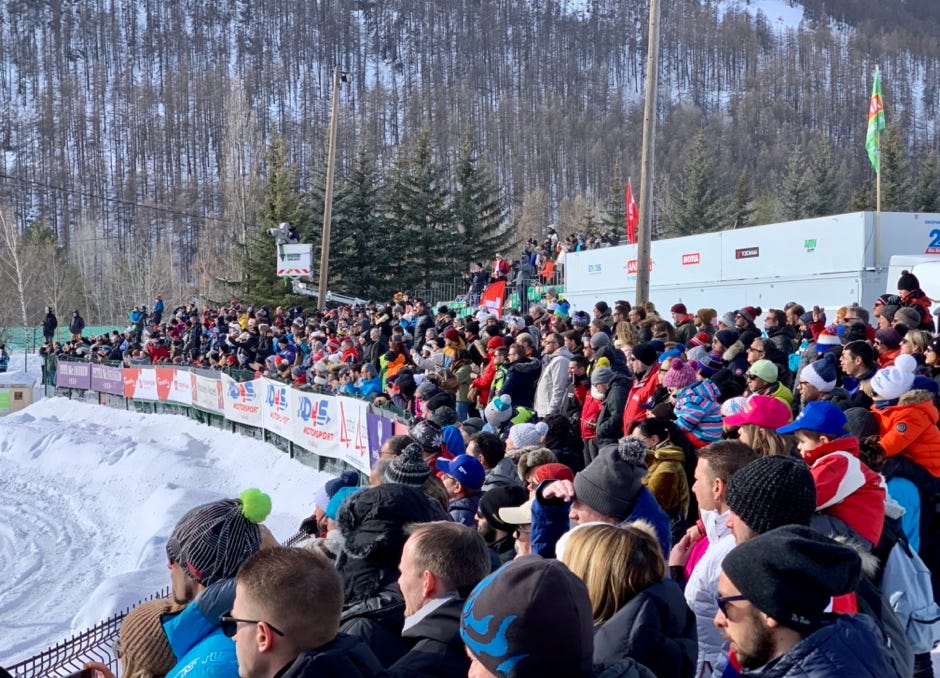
xmin=643 ymin=444 xmax=691 ymax=522
xmin=595 ymin=373 xmax=631 ymax=448
xmin=872 ymin=389 xmax=940 ymax=477
xmin=499 ymin=355 xmax=542 ymax=408
xmin=278 ymin=633 xmax=386 ymax=677
xmin=534 ymin=346 xmax=573 ymax=417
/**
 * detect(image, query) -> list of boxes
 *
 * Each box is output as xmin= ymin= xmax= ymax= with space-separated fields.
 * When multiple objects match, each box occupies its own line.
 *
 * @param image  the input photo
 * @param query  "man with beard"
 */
xmin=475 ymin=485 xmax=528 ymax=565
xmin=715 ymin=525 xmax=896 ymax=676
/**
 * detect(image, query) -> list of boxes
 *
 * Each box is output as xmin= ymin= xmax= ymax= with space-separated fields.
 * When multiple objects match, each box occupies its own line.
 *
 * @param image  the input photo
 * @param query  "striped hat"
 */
xmin=384 ymin=443 xmax=432 ymax=487
xmin=166 ymin=489 xmax=271 ymax=586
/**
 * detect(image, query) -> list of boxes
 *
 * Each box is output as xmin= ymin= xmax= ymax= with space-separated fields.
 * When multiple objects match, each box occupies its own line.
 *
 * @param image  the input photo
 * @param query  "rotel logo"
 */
xmin=682 ymin=253 xmax=700 ymax=265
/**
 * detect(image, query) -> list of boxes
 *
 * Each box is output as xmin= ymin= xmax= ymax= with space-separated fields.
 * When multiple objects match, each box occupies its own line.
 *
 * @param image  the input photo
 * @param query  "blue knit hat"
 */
xmin=801 ymin=353 xmax=838 ymax=392
xmin=326 ymin=486 xmax=361 ymax=521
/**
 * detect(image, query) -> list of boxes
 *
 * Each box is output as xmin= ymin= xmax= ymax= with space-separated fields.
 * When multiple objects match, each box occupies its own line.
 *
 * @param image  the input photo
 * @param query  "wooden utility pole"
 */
xmin=317 ymin=67 xmax=343 ymax=306
xmin=636 ymin=0 xmax=661 ymax=307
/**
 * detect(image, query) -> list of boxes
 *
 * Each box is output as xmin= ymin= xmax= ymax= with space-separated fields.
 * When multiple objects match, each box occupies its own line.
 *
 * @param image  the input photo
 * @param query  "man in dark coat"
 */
xmin=229 ymin=546 xmax=385 ymax=678
xmin=42 ymin=306 xmax=58 ymax=343
xmin=388 ymin=521 xmax=490 ymax=677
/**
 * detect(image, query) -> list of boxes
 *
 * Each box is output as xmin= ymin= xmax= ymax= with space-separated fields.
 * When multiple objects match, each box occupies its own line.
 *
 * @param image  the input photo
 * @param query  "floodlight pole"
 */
xmin=317 ymin=67 xmax=343 ymax=307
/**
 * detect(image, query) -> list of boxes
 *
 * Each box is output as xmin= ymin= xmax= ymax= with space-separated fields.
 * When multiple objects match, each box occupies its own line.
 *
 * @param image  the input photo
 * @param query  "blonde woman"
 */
xmin=560 ymin=522 xmax=696 ymax=677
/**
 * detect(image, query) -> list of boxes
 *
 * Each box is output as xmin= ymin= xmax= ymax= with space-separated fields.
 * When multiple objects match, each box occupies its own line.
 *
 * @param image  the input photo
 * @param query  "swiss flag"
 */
xmin=626 ymin=178 xmax=639 ymax=245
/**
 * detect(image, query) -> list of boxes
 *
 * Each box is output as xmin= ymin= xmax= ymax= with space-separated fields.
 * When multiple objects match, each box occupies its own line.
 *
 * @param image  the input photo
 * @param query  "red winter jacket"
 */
xmin=622 ymin=367 xmax=660 ymax=434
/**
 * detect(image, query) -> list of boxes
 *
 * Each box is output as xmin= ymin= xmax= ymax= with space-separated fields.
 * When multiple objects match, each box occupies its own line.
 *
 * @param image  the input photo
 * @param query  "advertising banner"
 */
xmin=90 ymin=364 xmax=124 ymax=395
xmin=261 ymin=378 xmax=294 ymax=439
xmin=335 ymin=396 xmax=371 ymax=474
xmin=292 ymin=392 xmax=341 ymax=460
xmin=123 ymin=367 xmax=159 ymax=400
xmin=367 ymin=411 xmax=395 ymax=470
xmin=57 ymin=361 xmax=91 ymax=390
xmin=156 ymin=368 xmax=193 ymax=405
xmin=191 ymin=373 xmax=224 ymax=414
xmin=221 ymin=373 xmax=263 ymax=427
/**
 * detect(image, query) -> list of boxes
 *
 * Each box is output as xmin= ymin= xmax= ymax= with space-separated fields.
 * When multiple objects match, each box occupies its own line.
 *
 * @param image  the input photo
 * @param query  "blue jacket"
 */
xmin=622 ymin=486 xmax=672 ymax=558
xmin=163 ymin=582 xmax=238 ymax=678
xmin=448 ymin=494 xmax=481 ymax=527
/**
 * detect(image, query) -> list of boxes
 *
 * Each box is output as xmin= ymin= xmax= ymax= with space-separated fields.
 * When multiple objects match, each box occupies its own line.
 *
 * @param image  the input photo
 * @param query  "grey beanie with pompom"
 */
xmin=573 ymin=442 xmax=647 ymax=521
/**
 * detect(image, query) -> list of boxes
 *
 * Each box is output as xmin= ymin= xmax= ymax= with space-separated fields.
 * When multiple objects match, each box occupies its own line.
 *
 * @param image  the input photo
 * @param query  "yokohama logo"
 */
xmin=682 ymin=253 xmax=700 ymax=265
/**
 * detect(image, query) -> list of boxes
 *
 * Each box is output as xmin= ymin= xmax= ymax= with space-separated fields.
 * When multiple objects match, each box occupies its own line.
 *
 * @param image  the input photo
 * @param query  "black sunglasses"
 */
xmin=715 ymin=594 xmax=748 ymax=615
xmin=220 ymin=614 xmax=285 ymax=638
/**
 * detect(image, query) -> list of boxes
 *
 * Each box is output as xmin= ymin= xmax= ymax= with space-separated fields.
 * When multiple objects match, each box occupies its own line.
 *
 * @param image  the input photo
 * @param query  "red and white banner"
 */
xmin=192 ymin=374 xmax=224 ymax=414
xmin=124 ymin=368 xmax=159 ymax=400
xmin=261 ymin=378 xmax=294 ymax=439
xmin=156 ymin=368 xmax=193 ymax=405
xmin=626 ymin=178 xmax=639 ymax=245
xmin=221 ymin=373 xmax=262 ymax=427
xmin=335 ymin=396 xmax=371 ymax=472
xmin=479 ymin=280 xmax=507 ymax=318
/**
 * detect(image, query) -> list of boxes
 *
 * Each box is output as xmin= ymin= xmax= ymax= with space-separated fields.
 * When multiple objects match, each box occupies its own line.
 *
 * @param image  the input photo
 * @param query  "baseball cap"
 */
xmin=724 ymin=394 xmax=792 ymax=429
xmin=435 ymin=454 xmax=485 ymax=490
xmin=777 ymin=401 xmax=847 ymax=437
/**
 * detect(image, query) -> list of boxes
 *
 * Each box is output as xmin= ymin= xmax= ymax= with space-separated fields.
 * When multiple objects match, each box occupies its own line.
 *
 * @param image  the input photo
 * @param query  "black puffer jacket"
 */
xmin=336 ymin=484 xmax=449 ymax=666
xmin=498 ymin=356 xmax=542 ymax=408
xmin=594 ymin=373 xmax=631 ymax=447
xmin=593 ymin=579 xmax=697 ymax=678
xmin=387 ymin=596 xmax=468 ymax=678
xmin=278 ymin=633 xmax=386 ymax=677
xmin=744 ymin=614 xmax=898 ymax=677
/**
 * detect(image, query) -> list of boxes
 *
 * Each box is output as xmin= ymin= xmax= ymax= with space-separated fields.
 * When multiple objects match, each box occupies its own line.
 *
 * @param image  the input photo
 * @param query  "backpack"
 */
xmin=874 ymin=520 xmax=940 ymax=654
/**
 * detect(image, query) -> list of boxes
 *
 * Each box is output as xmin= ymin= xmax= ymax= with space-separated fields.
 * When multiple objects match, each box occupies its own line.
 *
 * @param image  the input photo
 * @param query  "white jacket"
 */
xmin=684 ymin=509 xmax=735 ymax=678
xmin=533 ymin=347 xmax=572 ymax=417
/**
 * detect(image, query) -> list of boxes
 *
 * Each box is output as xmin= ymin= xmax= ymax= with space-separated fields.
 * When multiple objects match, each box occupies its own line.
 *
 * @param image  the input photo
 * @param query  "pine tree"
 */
xmin=668 ymin=132 xmax=725 ymax=235
xmin=330 ymin=147 xmax=390 ymax=299
xmin=383 ymin=127 xmax=457 ymax=295
xmin=240 ymin=139 xmax=312 ymax=308
xmin=879 ymin=125 xmax=912 ymax=211
xmin=601 ymin=164 xmax=627 ymax=236
xmin=805 ymin=134 xmax=843 ymax=217
xmin=849 ymin=177 xmax=876 ymax=211
xmin=452 ymin=131 xmax=513 ymax=265
xmin=779 ymin=144 xmax=809 ymax=221
xmin=728 ymin=172 xmax=754 ymax=228
xmin=913 ymin=151 xmax=940 ymax=213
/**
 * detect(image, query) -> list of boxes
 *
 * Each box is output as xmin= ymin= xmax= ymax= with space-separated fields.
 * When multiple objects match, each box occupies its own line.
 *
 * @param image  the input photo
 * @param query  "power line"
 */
xmin=0 ymin=172 xmax=226 ymax=223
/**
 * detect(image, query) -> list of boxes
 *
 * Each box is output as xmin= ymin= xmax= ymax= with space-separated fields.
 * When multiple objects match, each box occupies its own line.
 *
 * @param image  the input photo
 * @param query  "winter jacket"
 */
xmin=684 ymin=509 xmax=735 ymax=677
xmin=499 ymin=356 xmax=542 ymax=408
xmin=593 ymin=579 xmax=697 ymax=678
xmin=534 ymin=347 xmax=572 ymax=417
xmin=481 ymin=457 xmax=524 ymax=493
xmin=43 ymin=312 xmax=58 ymax=337
xmin=163 ymin=583 xmax=238 ymax=678
xmin=447 ymin=493 xmax=482 ymax=527
xmin=581 ymin=392 xmax=603 ymax=440
xmin=673 ymin=380 xmax=723 ymax=447
xmin=623 ymin=486 xmax=673 ymax=559
xmin=388 ymin=595 xmax=468 ymax=678
xmin=744 ymin=614 xmax=897 ymax=677
xmin=899 ymin=287 xmax=935 ymax=331
xmin=644 ymin=444 xmax=691 ymax=522
xmin=674 ymin=317 xmax=697 ymax=346
xmin=622 ymin=366 xmax=659 ymax=434
xmin=278 ymin=633 xmax=386 ymax=677
xmin=801 ymin=436 xmax=886 ymax=548
xmin=872 ymin=390 xmax=940 ymax=477
xmin=68 ymin=313 xmax=85 ymax=335
xmin=454 ymin=364 xmax=473 ymax=404
xmin=766 ymin=324 xmax=797 ymax=356
xmin=595 ymin=374 xmax=630 ymax=447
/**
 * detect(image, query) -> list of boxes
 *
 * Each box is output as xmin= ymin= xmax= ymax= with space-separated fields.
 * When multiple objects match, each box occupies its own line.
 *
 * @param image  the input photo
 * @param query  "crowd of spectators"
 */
xmin=46 ymin=267 xmax=940 ymax=678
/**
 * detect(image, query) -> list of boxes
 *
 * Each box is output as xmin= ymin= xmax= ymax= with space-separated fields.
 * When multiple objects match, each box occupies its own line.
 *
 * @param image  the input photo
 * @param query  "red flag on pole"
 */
xmin=479 ymin=280 xmax=507 ymax=318
xmin=626 ymin=178 xmax=639 ymax=245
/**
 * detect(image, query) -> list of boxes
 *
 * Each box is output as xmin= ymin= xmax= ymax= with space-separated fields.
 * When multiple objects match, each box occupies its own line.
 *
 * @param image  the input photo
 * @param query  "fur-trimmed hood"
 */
xmin=722 ymin=340 xmax=747 ymax=363
xmin=899 ymin=388 xmax=934 ymax=406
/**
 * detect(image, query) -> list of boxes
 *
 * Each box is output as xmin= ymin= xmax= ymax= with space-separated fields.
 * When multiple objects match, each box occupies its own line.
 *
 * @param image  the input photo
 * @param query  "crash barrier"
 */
xmin=6 ymin=532 xmax=316 ymax=676
xmin=46 ymin=356 xmax=415 ymax=476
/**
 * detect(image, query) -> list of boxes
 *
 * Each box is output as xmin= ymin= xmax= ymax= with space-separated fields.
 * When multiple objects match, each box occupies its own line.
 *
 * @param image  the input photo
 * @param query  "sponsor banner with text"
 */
xmin=221 ymin=373 xmax=262 ymax=427
xmin=57 ymin=361 xmax=91 ymax=390
xmin=90 ymin=364 xmax=124 ymax=395
xmin=191 ymin=373 xmax=224 ymax=414
xmin=156 ymin=368 xmax=193 ymax=405
xmin=124 ymin=367 xmax=159 ymax=400
xmin=335 ymin=396 xmax=371 ymax=474
xmin=292 ymin=391 xmax=342 ymax=461
xmin=261 ymin=378 xmax=294 ymax=439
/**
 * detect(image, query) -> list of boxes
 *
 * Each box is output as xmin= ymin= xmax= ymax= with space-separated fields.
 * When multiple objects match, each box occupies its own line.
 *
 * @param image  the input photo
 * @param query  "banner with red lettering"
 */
xmin=291 ymin=391 xmax=342 ymax=460
xmin=124 ymin=368 xmax=159 ymax=400
xmin=335 ymin=396 xmax=371 ymax=473
xmin=191 ymin=373 xmax=224 ymax=414
xmin=626 ymin=178 xmax=639 ymax=245
xmin=156 ymin=368 xmax=193 ymax=405
xmin=479 ymin=280 xmax=507 ymax=318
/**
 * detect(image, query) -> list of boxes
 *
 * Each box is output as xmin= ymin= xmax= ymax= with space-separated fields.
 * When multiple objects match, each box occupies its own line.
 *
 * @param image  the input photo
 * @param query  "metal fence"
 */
xmin=6 ymin=588 xmax=170 ymax=678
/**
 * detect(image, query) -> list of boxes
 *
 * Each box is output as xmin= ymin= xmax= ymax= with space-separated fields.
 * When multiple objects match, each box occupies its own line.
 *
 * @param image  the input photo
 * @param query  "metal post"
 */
xmin=317 ymin=67 xmax=342 ymax=307
xmin=635 ymin=0 xmax=661 ymax=307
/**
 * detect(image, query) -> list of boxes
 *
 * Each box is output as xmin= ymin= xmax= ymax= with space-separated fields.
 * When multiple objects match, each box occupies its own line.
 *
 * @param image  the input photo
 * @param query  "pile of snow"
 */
xmin=0 ymin=398 xmax=332 ymax=667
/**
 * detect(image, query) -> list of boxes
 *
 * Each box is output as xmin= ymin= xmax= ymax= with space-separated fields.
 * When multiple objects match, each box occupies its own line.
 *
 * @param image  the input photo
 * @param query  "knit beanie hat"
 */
xmin=722 ymin=525 xmax=861 ymax=631
xmin=748 ymin=359 xmax=778 ymax=383
xmin=737 ymin=306 xmax=760 ymax=324
xmin=516 ymin=447 xmax=557 ymax=481
xmin=484 ymin=395 xmax=513 ymax=428
xmin=487 ymin=336 xmax=505 ymax=351
xmin=801 ymin=353 xmax=838 ymax=392
xmin=416 ymin=379 xmax=439 ymax=401
xmin=314 ymin=470 xmax=360 ymax=512
xmin=460 ymin=557 xmax=594 ymax=678
xmin=590 ymin=332 xmax=611 ymax=349
xmin=843 ymin=407 xmax=879 ymax=440
xmin=430 ymin=405 xmax=458 ymax=428
xmin=508 ymin=421 xmax=549 ymax=449
xmin=529 ymin=462 xmax=575 ymax=487
xmin=478 ymin=485 xmax=529 ymax=532
xmin=697 ymin=353 xmax=725 ymax=378
xmin=870 ymin=353 xmax=917 ymax=400
xmin=689 ymin=331 xmax=711 ymax=348
xmin=875 ymin=327 xmax=902 ymax=350
xmin=662 ymin=358 xmax=697 ymax=389
xmin=893 ymin=307 xmax=921 ymax=329
xmin=573 ymin=443 xmax=647 ymax=521
xmin=880 ymin=304 xmax=899 ymax=324
xmin=590 ymin=366 xmax=615 ymax=385
xmin=444 ymin=327 xmax=461 ymax=343
xmin=118 ymin=598 xmax=183 ymax=678
xmin=165 ymin=489 xmax=271 ymax=586
xmin=384 ymin=442 xmax=433 ymax=486
xmin=725 ymin=456 xmax=817 ymax=535
xmin=815 ymin=325 xmax=842 ymax=352
xmin=325 ymin=486 xmax=361 ymax=521
xmin=719 ymin=311 xmax=736 ymax=329
xmin=876 ymin=293 xmax=901 ymax=307
xmin=696 ymin=308 xmax=717 ymax=327
xmin=630 ymin=342 xmax=657 ymax=367
xmin=897 ymin=269 xmax=920 ymax=292
xmin=714 ymin=329 xmax=739 ymax=349
xmin=410 ymin=419 xmax=443 ymax=451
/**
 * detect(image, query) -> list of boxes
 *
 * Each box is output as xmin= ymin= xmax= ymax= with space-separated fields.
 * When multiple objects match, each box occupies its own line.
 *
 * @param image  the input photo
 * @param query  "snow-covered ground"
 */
xmin=0 ymin=397 xmax=332 ymax=667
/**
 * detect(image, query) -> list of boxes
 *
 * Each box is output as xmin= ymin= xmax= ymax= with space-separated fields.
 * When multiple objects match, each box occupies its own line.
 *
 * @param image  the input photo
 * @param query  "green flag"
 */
xmin=865 ymin=68 xmax=886 ymax=174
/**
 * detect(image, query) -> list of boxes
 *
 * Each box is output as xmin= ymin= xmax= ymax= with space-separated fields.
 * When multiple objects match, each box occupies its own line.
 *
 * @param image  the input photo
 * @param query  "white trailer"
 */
xmin=562 ymin=211 xmax=940 ymax=315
